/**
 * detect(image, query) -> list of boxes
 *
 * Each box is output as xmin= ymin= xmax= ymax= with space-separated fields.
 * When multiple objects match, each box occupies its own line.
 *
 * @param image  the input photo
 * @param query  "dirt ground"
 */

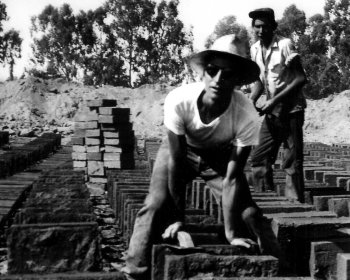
xmin=0 ymin=77 xmax=349 ymax=145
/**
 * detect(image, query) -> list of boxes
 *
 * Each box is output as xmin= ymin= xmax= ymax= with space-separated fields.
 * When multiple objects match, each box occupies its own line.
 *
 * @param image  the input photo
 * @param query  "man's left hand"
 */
xmin=261 ymin=99 xmax=275 ymax=113
xmin=162 ymin=221 xmax=184 ymax=239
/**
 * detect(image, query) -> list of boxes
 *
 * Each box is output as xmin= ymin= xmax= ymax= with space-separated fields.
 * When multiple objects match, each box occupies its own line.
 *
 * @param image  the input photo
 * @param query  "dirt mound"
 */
xmin=0 ymin=77 xmax=349 ymax=145
xmin=0 ymin=77 xmax=173 ymax=143
xmin=304 ymin=90 xmax=350 ymax=144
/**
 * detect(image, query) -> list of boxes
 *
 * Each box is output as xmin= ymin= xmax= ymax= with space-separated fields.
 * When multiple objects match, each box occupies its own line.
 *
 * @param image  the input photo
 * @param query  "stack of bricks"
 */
xmin=72 ymin=99 xmax=135 ymax=192
xmin=0 ymin=131 xmax=9 ymax=146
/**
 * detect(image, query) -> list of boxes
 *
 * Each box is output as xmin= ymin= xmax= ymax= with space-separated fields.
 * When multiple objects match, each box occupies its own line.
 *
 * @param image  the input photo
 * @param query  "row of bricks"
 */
xmin=0 ymin=133 xmax=61 ymax=178
xmin=0 ymin=131 xmax=9 ymax=146
xmin=7 ymin=167 xmax=102 ymax=274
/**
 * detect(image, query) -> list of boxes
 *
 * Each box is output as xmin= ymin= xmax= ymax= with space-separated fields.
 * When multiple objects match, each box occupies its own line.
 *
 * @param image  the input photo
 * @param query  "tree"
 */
xmin=75 ymin=7 xmax=128 ymax=86
xmin=324 ymin=0 xmax=350 ymax=92
xmin=0 ymin=1 xmax=22 ymax=80
xmin=104 ymin=0 xmax=193 ymax=87
xmin=205 ymin=15 xmax=248 ymax=48
xmin=30 ymin=4 xmax=80 ymax=81
xmin=2 ymin=29 xmax=22 ymax=80
xmin=30 ymin=0 xmax=192 ymax=87
xmin=277 ymin=4 xmax=307 ymax=38
xmin=0 ymin=1 xmax=8 ymax=62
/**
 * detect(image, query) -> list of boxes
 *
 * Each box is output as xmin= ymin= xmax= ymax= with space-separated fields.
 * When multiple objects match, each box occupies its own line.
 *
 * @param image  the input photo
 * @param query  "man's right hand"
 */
xmin=162 ymin=221 xmax=184 ymax=240
xmin=230 ymin=237 xmax=258 ymax=249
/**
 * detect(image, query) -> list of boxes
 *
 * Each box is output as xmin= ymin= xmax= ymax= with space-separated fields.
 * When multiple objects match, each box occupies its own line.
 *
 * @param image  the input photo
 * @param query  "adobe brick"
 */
xmin=74 ymin=121 xmax=98 ymax=130
xmin=74 ymin=111 xmax=98 ymax=122
xmin=72 ymin=152 xmax=87 ymax=161
xmin=88 ymin=161 xmax=104 ymax=176
xmin=337 ymin=253 xmax=350 ymax=280
xmin=310 ymin=238 xmax=350 ymax=279
xmin=104 ymin=161 xmax=121 ymax=169
xmin=72 ymin=145 xmax=86 ymax=153
xmin=70 ymin=137 xmax=85 ymax=146
xmin=7 ymin=222 xmax=101 ymax=273
xmin=104 ymin=145 xmax=122 ymax=153
xmin=313 ymin=194 xmax=350 ymax=211
xmin=162 ymin=251 xmax=277 ymax=279
xmin=87 ymin=152 xmax=102 ymax=161
xmin=86 ymin=145 xmax=100 ymax=153
xmin=85 ymin=129 xmax=100 ymax=137
xmin=271 ymin=216 xmax=350 ymax=275
xmin=87 ymin=99 xmax=117 ymax=108
xmin=85 ymin=138 xmax=100 ymax=146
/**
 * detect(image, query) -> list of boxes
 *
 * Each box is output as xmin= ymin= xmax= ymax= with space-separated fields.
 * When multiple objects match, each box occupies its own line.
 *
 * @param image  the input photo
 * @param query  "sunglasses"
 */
xmin=204 ymin=65 xmax=236 ymax=80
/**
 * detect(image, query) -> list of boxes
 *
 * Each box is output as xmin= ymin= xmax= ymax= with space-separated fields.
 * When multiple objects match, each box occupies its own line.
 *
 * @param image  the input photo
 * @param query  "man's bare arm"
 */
xmin=261 ymin=56 xmax=307 ymax=113
xmin=222 ymin=145 xmax=256 ymax=247
xmin=250 ymin=79 xmax=264 ymax=105
xmin=162 ymin=129 xmax=187 ymax=239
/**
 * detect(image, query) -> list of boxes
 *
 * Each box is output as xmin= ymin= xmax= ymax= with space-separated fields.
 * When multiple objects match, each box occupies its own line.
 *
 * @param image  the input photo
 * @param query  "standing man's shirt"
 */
xmin=164 ymin=82 xmax=260 ymax=149
xmin=250 ymin=35 xmax=306 ymax=114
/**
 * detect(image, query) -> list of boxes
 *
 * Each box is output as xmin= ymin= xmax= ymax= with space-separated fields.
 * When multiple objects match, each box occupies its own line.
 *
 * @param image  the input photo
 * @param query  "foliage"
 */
xmin=276 ymin=0 xmax=350 ymax=99
xmin=277 ymin=4 xmax=307 ymax=38
xmin=0 ymin=1 xmax=22 ymax=80
xmin=104 ymin=0 xmax=193 ymax=87
xmin=2 ymin=29 xmax=22 ymax=80
xmin=30 ymin=4 xmax=80 ymax=81
xmin=0 ymin=0 xmax=7 ymax=62
xmin=205 ymin=15 xmax=248 ymax=48
xmin=29 ymin=0 xmax=193 ymax=87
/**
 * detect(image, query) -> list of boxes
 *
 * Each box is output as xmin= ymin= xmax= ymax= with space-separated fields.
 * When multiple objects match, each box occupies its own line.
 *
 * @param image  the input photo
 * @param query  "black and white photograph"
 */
xmin=1 ymin=0 xmax=350 ymax=279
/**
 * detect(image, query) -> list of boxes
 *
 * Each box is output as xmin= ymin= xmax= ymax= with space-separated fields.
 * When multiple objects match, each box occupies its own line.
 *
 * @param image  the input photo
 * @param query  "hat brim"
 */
xmin=189 ymin=50 xmax=260 ymax=86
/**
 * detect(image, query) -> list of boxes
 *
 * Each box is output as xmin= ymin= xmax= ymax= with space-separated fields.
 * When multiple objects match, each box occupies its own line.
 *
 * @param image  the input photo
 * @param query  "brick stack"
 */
xmin=72 ymin=99 xmax=135 ymax=193
xmin=0 ymin=133 xmax=61 ymax=179
xmin=7 ymin=169 xmax=101 ymax=274
xmin=0 ymin=131 xmax=9 ymax=146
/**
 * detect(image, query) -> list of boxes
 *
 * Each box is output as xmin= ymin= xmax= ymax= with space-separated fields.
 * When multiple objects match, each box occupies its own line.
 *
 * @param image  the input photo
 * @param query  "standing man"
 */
xmin=122 ymin=34 xmax=281 ymax=280
xmin=248 ymin=8 xmax=307 ymax=202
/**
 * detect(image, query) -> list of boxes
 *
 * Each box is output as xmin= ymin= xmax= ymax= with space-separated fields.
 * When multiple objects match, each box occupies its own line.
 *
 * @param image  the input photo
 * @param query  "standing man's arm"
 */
xmin=261 ymin=55 xmax=307 ymax=113
xmin=250 ymin=79 xmax=264 ymax=105
xmin=222 ymin=145 xmax=257 ymax=248
xmin=162 ymin=129 xmax=187 ymax=239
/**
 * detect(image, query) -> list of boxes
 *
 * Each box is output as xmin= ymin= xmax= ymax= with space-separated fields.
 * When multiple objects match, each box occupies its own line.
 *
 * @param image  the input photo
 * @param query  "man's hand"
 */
xmin=230 ymin=237 xmax=258 ymax=249
xmin=162 ymin=221 xmax=184 ymax=240
xmin=260 ymin=99 xmax=275 ymax=114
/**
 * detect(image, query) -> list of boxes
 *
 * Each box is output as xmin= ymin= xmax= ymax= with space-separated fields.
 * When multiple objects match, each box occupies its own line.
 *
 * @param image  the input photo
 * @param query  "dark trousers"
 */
xmin=124 ymin=140 xmax=282 ymax=278
xmin=250 ymin=111 xmax=305 ymax=202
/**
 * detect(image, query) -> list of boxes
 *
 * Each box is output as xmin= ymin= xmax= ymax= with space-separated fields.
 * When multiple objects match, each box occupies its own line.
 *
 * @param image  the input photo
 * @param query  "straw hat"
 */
xmin=189 ymin=34 xmax=260 ymax=85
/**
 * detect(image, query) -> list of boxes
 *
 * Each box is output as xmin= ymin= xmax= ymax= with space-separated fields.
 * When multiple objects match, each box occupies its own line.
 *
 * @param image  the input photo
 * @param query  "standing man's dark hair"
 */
xmin=248 ymin=7 xmax=307 ymax=202
xmin=249 ymin=8 xmax=278 ymax=30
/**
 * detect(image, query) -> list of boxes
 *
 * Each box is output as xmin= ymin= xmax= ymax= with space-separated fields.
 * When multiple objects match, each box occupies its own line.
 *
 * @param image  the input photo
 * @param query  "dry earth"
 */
xmin=0 ymin=77 xmax=349 ymax=145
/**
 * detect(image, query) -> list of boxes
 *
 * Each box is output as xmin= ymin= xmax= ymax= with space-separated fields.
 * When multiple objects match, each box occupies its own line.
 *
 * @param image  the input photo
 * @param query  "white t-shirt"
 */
xmin=164 ymin=82 xmax=260 ymax=149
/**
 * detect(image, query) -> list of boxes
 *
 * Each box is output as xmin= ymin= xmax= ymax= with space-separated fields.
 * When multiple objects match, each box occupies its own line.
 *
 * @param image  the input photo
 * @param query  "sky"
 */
xmin=0 ymin=0 xmax=326 ymax=81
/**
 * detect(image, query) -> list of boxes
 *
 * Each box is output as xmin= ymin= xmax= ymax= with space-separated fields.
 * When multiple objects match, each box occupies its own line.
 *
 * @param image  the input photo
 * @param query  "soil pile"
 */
xmin=0 ymin=77 xmax=349 ymax=145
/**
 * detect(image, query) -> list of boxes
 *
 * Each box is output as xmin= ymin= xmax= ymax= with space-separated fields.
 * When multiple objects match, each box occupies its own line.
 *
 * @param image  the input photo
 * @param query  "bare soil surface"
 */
xmin=0 ymin=77 xmax=349 ymax=145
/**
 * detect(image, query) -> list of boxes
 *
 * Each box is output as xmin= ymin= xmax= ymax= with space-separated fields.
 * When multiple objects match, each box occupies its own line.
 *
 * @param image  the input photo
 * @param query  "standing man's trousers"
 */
xmin=250 ymin=111 xmax=305 ymax=202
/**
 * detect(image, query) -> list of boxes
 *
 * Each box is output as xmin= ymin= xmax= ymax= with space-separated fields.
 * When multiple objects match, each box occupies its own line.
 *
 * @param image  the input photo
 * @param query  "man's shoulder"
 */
xmin=168 ymin=82 xmax=203 ymax=97
xmin=233 ymin=89 xmax=251 ymax=102
xmin=233 ymin=89 xmax=256 ymax=110
xmin=275 ymin=35 xmax=294 ymax=48
xmin=250 ymin=40 xmax=260 ymax=51
xmin=166 ymin=82 xmax=204 ymax=107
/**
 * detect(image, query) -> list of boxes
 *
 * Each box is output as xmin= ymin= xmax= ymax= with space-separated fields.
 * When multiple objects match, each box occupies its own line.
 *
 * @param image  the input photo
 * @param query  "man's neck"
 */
xmin=199 ymin=91 xmax=232 ymax=124
xmin=261 ymin=34 xmax=274 ymax=49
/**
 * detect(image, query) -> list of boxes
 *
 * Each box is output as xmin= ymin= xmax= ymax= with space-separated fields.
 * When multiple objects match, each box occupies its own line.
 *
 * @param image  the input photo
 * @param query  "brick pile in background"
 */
xmin=0 ymin=131 xmax=9 ymax=146
xmin=71 ymin=99 xmax=135 ymax=196
xmin=0 ymin=133 xmax=61 ymax=179
xmin=7 ymin=169 xmax=102 ymax=274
